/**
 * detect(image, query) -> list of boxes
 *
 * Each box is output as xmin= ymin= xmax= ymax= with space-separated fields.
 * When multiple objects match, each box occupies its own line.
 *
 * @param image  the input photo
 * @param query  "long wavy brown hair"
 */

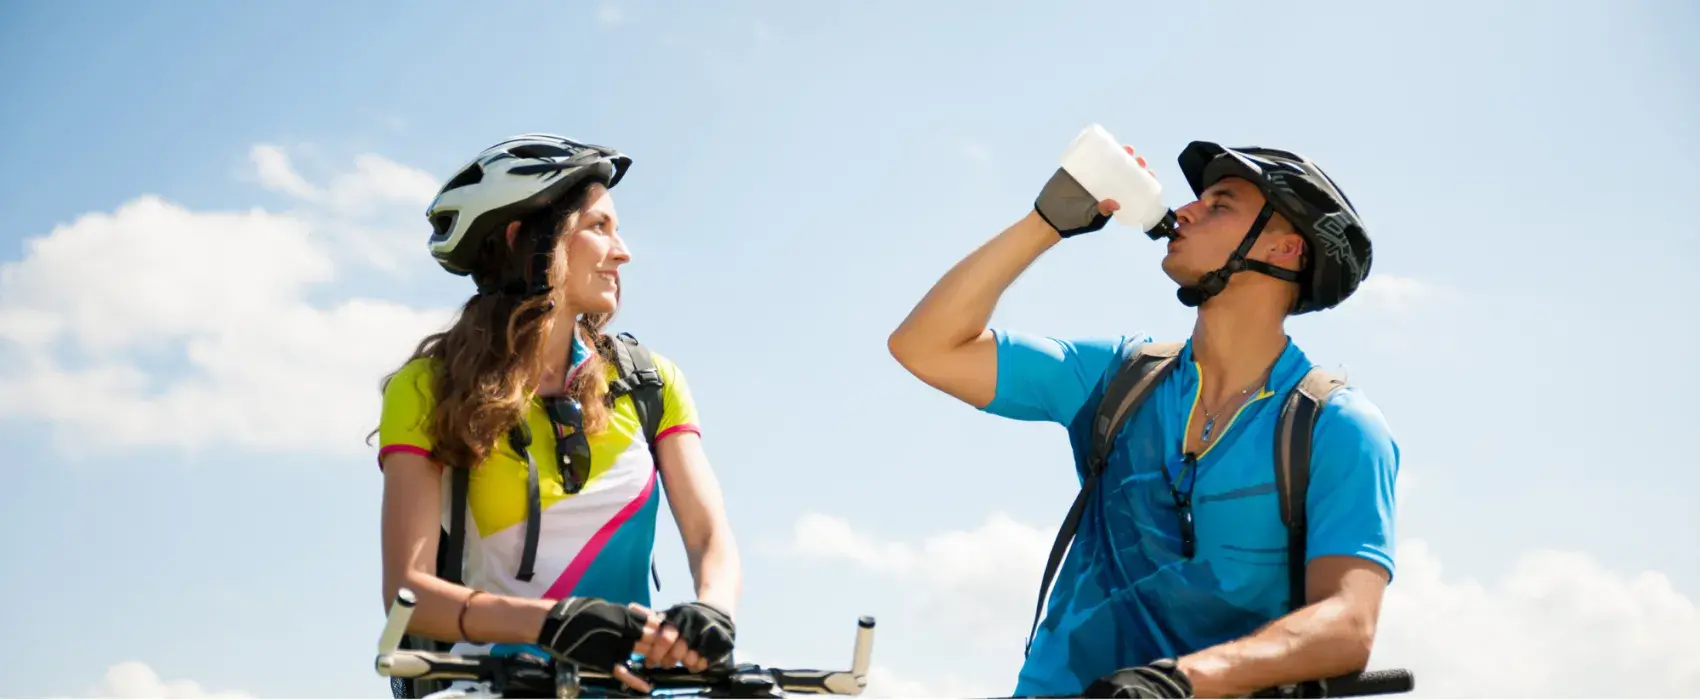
xmin=373 ymin=183 xmax=619 ymax=470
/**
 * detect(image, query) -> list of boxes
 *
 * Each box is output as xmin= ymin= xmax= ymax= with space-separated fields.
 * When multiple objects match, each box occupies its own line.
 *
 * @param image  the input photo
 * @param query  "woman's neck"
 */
xmin=536 ymin=306 xmax=580 ymax=394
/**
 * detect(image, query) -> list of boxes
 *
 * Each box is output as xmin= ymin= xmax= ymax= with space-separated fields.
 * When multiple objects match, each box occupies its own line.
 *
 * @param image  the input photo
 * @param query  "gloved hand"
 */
xmin=661 ymin=601 xmax=736 ymax=670
xmin=1035 ymin=167 xmax=1113 ymax=238
xmin=1083 ymin=659 xmax=1195 ymax=698
xmin=535 ymin=597 xmax=650 ymax=672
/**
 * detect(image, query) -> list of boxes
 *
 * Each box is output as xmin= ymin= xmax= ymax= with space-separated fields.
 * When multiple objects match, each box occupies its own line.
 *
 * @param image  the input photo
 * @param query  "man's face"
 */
xmin=1161 ymin=177 xmax=1302 ymax=286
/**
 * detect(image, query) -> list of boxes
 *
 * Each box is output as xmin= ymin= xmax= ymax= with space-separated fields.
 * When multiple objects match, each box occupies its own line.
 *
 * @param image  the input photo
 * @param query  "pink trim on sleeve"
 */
xmin=653 ymin=424 xmax=700 ymax=443
xmin=376 ymin=444 xmax=431 ymax=470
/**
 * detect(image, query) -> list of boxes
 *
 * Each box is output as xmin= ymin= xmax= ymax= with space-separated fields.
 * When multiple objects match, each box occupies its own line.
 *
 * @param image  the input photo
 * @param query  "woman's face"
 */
xmin=558 ymin=182 xmax=630 ymax=315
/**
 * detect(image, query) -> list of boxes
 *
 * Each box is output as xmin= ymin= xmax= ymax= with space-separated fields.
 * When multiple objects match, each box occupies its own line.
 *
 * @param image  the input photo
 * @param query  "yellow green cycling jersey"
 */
xmin=376 ymin=340 xmax=701 ymax=630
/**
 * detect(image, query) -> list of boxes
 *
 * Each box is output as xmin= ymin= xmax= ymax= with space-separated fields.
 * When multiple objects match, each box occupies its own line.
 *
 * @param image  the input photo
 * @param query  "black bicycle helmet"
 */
xmin=1173 ymin=141 xmax=1372 ymax=314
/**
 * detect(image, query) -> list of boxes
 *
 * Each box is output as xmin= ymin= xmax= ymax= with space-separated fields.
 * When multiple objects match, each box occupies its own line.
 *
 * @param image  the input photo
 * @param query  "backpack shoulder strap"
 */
xmin=1088 ymin=342 xmax=1183 ymax=476
xmin=442 ymin=465 xmax=470 ymax=585
xmin=1024 ymin=340 xmax=1183 ymax=656
xmin=607 ymin=332 xmax=666 ymax=445
xmin=1273 ymin=366 xmax=1345 ymax=613
xmin=606 ymin=331 xmax=667 ymax=592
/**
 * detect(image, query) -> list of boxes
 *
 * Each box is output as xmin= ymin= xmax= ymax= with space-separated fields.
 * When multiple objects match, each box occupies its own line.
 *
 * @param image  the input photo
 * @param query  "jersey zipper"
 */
xmin=1182 ymin=362 xmax=1277 ymax=462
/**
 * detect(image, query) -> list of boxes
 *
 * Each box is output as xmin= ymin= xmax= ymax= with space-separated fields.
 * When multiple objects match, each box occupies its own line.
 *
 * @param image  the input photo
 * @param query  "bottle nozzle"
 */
xmin=1145 ymin=210 xmax=1179 ymax=241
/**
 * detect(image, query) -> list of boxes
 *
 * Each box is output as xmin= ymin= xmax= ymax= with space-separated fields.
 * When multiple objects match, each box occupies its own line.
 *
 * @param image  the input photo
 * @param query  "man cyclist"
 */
xmin=888 ymin=140 xmax=1398 ymax=698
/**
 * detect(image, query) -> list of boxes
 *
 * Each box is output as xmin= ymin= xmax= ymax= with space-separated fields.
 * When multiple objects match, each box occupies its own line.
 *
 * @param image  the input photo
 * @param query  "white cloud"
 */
xmin=863 ymin=665 xmax=1000 ymax=698
xmin=1351 ymin=274 xmax=1453 ymax=313
xmin=318 ymin=153 xmax=440 ymax=218
xmin=250 ymin=144 xmax=319 ymax=201
xmin=250 ymin=143 xmax=437 ymax=216
xmin=247 ymin=144 xmax=439 ymax=272
xmin=787 ymin=512 xmax=1700 ymax=698
xmin=85 ymin=661 xmax=248 ymax=698
xmin=0 ymin=147 xmax=456 ymax=457
xmin=597 ymin=4 xmax=623 ymax=25
xmin=789 ymin=512 xmax=1051 ymax=647
xmin=1373 ymin=540 xmax=1700 ymax=697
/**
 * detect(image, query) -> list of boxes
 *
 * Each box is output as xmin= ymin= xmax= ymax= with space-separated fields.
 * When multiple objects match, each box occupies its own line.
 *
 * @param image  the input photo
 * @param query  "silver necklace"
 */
xmin=1199 ymin=371 xmax=1269 ymax=444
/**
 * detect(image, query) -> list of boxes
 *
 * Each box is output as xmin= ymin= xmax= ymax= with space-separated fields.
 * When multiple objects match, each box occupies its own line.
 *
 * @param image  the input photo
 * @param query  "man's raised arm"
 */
xmin=888 ymin=155 xmax=1135 ymax=405
xmin=887 ymin=211 xmax=1068 ymax=408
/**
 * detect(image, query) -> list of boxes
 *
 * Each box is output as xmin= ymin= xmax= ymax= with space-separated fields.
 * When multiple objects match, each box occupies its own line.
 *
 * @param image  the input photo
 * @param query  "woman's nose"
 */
xmin=609 ymin=234 xmax=633 ymax=263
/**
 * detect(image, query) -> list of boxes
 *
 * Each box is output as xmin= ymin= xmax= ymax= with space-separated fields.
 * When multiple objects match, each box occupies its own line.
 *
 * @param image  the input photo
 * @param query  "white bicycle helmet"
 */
xmin=426 ymin=133 xmax=632 ymax=277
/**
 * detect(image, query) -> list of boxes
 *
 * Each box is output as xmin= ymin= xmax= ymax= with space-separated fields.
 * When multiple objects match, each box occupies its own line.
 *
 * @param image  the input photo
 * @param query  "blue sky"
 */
xmin=1 ymin=0 xmax=1696 ymax=697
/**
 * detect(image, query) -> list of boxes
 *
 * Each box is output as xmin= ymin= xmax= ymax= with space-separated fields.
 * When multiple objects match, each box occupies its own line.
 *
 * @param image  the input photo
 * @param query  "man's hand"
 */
xmin=1035 ymin=168 xmax=1119 ymax=237
xmin=1035 ymin=144 xmax=1155 ymax=238
xmin=1083 ymin=659 xmax=1195 ymax=698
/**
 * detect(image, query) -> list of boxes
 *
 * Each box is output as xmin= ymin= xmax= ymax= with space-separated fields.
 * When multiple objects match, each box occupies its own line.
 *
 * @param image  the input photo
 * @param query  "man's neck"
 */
xmin=1188 ymin=286 xmax=1290 ymax=407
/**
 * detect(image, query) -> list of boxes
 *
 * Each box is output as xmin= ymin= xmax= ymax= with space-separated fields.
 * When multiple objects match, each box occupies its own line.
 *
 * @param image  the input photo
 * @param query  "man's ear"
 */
xmin=1261 ymin=216 xmax=1306 ymax=268
xmin=503 ymin=221 xmax=522 ymax=248
xmin=1275 ymin=232 xmax=1306 ymax=265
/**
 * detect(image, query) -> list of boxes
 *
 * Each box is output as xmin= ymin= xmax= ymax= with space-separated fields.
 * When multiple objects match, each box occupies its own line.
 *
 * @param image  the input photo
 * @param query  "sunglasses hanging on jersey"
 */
xmin=542 ymin=396 xmax=593 ymax=494
xmin=506 ymin=395 xmax=594 ymax=583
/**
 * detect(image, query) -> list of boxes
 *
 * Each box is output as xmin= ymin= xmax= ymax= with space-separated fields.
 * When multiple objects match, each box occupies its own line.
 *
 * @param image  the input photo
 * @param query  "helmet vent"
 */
xmin=509 ymin=144 xmax=576 ymax=159
xmin=441 ymin=165 xmax=484 ymax=192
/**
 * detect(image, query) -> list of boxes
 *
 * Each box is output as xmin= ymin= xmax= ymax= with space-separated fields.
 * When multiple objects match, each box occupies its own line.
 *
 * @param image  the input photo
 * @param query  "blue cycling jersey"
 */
xmin=982 ymin=330 xmax=1400 ymax=697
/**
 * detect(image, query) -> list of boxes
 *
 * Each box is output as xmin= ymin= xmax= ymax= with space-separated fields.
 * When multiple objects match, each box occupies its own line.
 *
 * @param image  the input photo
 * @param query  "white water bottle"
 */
xmin=1059 ymin=124 xmax=1178 ymax=238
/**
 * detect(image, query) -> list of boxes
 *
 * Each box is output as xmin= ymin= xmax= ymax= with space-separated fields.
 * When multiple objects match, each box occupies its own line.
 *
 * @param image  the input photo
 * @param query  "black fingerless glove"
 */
xmin=662 ymin=601 xmax=736 ymax=669
xmin=1035 ymin=167 xmax=1110 ymax=238
xmin=1083 ymin=659 xmax=1194 ymax=698
xmin=535 ymin=597 xmax=648 ymax=671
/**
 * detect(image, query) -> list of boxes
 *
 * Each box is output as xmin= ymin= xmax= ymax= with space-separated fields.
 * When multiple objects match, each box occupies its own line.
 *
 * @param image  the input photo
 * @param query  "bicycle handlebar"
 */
xmin=1246 ymin=668 xmax=1415 ymax=698
xmin=376 ymin=588 xmax=1411 ymax=698
xmin=1012 ymin=667 xmax=1414 ymax=699
xmin=374 ymin=588 xmax=874 ymax=698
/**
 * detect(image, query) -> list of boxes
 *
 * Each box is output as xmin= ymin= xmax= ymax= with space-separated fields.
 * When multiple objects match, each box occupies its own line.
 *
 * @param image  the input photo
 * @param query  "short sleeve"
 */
xmin=1303 ymin=385 xmax=1401 ymax=581
xmin=377 ymin=358 xmax=438 ymax=467
xmin=652 ymin=352 xmax=701 ymax=441
xmin=980 ymin=329 xmax=1142 ymax=425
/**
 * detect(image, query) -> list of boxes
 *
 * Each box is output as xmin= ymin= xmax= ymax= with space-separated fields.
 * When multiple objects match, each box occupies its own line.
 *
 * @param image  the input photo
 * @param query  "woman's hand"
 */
xmin=629 ymin=602 xmax=713 ymax=673
xmin=536 ymin=597 xmax=665 ymax=692
xmin=660 ymin=601 xmax=735 ymax=670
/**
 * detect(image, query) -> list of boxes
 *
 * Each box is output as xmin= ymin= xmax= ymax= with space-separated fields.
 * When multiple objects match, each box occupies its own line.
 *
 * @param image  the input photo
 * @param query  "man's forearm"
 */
xmin=1176 ymin=595 xmax=1377 ymax=697
xmin=889 ymin=211 xmax=1060 ymax=353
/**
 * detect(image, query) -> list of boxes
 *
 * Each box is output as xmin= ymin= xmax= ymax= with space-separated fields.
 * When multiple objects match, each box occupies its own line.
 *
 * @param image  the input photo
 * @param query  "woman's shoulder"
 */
xmin=381 ymin=356 xmax=443 ymax=407
xmin=378 ymin=356 xmax=446 ymax=453
xmin=598 ymin=335 xmax=695 ymax=406
xmin=599 ymin=333 xmax=685 ymax=376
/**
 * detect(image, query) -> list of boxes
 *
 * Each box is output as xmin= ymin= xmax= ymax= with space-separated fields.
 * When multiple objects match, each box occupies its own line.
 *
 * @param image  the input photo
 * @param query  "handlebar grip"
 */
xmin=1249 ymin=668 xmax=1415 ymax=698
xmin=377 ymin=588 xmax=417 ymax=655
xmin=774 ymin=669 xmax=865 ymax=696
xmin=375 ymin=650 xmax=490 ymax=681
xmin=1317 ymin=668 xmax=1414 ymax=697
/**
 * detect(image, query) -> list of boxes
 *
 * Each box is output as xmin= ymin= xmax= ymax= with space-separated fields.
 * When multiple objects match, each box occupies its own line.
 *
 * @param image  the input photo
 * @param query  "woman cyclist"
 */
xmin=374 ymin=134 xmax=740 ymax=694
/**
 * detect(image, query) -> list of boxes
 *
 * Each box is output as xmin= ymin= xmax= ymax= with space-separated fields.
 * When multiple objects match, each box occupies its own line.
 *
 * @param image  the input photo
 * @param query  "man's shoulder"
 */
xmin=1308 ymin=377 xmax=1397 ymax=459
xmin=986 ymin=329 xmax=1156 ymax=382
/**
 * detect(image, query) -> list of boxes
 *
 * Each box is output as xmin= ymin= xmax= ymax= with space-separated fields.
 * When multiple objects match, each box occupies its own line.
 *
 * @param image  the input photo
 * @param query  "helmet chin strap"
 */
xmin=1176 ymin=203 xmax=1301 ymax=308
